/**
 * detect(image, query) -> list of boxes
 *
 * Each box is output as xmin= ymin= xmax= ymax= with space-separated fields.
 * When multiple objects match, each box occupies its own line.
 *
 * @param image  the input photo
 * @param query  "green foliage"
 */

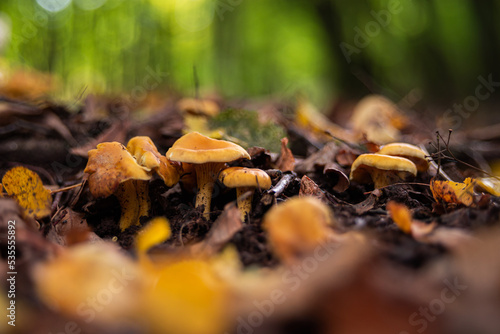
xmin=209 ymin=109 xmax=285 ymax=153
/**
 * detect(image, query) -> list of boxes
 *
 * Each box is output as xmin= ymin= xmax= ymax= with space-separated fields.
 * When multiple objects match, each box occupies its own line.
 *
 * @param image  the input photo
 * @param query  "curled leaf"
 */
xmin=275 ymin=137 xmax=295 ymax=172
xmin=386 ymin=201 xmax=412 ymax=234
xmin=136 ymin=216 xmax=172 ymax=258
xmin=2 ymin=166 xmax=52 ymax=218
xmin=430 ymin=177 xmax=475 ymax=207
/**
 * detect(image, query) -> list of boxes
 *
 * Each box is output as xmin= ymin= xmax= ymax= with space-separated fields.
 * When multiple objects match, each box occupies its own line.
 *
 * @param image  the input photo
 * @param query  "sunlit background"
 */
xmin=0 ymin=0 xmax=499 ymax=108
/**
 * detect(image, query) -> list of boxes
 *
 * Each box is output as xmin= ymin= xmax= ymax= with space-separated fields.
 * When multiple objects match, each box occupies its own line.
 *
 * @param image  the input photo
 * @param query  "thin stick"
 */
xmin=50 ymin=183 xmax=83 ymax=194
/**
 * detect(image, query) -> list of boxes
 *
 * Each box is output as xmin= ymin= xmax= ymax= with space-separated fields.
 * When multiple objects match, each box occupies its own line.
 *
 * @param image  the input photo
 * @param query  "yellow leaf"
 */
xmin=430 ymin=177 xmax=475 ymax=206
xmin=143 ymin=259 xmax=228 ymax=334
xmin=34 ymin=243 xmax=143 ymax=323
xmin=136 ymin=217 xmax=171 ymax=257
xmin=2 ymin=166 xmax=52 ymax=218
xmin=387 ymin=201 xmax=412 ymax=234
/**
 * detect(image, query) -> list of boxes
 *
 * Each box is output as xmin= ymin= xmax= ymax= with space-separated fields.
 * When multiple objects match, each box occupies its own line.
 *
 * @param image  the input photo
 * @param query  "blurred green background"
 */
xmin=0 ymin=0 xmax=499 ymax=107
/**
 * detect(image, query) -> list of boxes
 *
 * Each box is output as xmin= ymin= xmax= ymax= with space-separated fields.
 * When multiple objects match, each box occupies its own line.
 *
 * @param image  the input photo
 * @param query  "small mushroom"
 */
xmin=127 ymin=136 xmax=181 ymax=186
xmin=177 ymin=98 xmax=220 ymax=117
xmin=218 ymin=167 xmax=272 ymax=222
xmin=166 ymin=132 xmax=250 ymax=219
xmin=349 ymin=154 xmax=417 ymax=189
xmin=263 ymin=196 xmax=335 ymax=263
xmin=84 ymin=142 xmax=152 ymax=231
xmin=350 ymin=95 xmax=407 ymax=144
xmin=376 ymin=142 xmax=429 ymax=172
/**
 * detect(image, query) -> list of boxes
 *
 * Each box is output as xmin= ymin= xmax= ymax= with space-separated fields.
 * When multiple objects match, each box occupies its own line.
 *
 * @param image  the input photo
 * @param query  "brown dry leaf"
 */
xmin=295 ymin=141 xmax=340 ymax=174
xmin=336 ymin=148 xmax=358 ymax=167
xmin=47 ymin=208 xmax=100 ymax=246
xmin=430 ymin=177 xmax=475 ymax=207
xmin=299 ymin=175 xmax=328 ymax=203
xmin=275 ymin=137 xmax=295 ymax=172
xmin=386 ymin=201 xmax=412 ymax=234
xmin=324 ymin=163 xmax=350 ymax=192
xmin=190 ymin=203 xmax=243 ymax=256
xmin=2 ymin=166 xmax=52 ymax=219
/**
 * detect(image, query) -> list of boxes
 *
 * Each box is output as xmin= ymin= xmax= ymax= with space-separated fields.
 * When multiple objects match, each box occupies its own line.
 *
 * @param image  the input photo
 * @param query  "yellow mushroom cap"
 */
xmin=166 ymin=132 xmax=250 ymax=164
xmin=377 ymin=143 xmax=429 ymax=172
xmin=127 ymin=136 xmax=161 ymax=170
xmin=218 ymin=167 xmax=272 ymax=189
xmin=350 ymin=154 xmax=417 ymax=184
xmin=350 ymin=95 xmax=406 ymax=144
xmin=84 ymin=142 xmax=151 ymax=198
xmin=263 ymin=196 xmax=334 ymax=262
xmin=126 ymin=136 xmax=181 ymax=187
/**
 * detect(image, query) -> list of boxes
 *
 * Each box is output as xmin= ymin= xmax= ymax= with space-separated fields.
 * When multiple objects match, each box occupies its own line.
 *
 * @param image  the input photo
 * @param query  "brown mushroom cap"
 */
xmin=350 ymin=154 xmax=417 ymax=187
xmin=219 ymin=167 xmax=272 ymax=189
xmin=84 ymin=142 xmax=151 ymax=198
xmin=166 ymin=132 xmax=250 ymax=164
xmin=377 ymin=143 xmax=429 ymax=172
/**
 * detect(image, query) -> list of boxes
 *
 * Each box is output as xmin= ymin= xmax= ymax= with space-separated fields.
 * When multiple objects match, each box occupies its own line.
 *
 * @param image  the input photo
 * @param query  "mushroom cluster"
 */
xmin=85 ymin=131 xmax=272 ymax=230
xmin=84 ymin=137 xmax=181 ymax=231
xmin=349 ymin=143 xmax=429 ymax=189
xmin=166 ymin=132 xmax=251 ymax=220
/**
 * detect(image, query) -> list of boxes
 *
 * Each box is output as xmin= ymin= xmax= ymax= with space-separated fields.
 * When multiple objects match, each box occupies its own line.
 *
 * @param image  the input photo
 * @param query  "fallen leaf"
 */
xmin=47 ymin=208 xmax=99 ymax=246
xmin=324 ymin=163 xmax=350 ymax=192
xmin=190 ymin=203 xmax=243 ymax=256
xmin=295 ymin=141 xmax=340 ymax=174
xmin=2 ymin=166 xmax=52 ymax=219
xmin=430 ymin=177 xmax=476 ymax=207
xmin=136 ymin=216 xmax=172 ymax=258
xmin=386 ymin=201 xmax=412 ymax=234
xmin=34 ymin=243 xmax=143 ymax=323
xmin=142 ymin=259 xmax=229 ymax=334
xmin=299 ymin=175 xmax=328 ymax=203
xmin=275 ymin=137 xmax=295 ymax=172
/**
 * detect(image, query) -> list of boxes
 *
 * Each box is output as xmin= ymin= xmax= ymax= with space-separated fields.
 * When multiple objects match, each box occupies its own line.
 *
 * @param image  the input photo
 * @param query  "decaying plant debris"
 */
xmin=2 ymin=91 xmax=500 ymax=334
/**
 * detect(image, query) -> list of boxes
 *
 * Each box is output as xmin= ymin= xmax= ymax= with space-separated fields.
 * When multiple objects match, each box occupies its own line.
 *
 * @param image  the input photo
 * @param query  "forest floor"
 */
xmin=2 ymin=90 xmax=500 ymax=334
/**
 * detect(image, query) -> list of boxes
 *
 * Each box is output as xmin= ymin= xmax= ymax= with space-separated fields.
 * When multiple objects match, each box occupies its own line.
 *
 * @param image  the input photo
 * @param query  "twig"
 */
xmin=50 ymin=182 xmax=83 ymax=194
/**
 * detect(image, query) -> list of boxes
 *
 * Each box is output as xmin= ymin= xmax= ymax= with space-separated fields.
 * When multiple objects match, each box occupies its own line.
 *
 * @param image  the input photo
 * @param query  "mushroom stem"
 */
xmin=236 ymin=187 xmax=254 ymax=222
xmin=115 ymin=180 xmax=150 ymax=231
xmin=371 ymin=169 xmax=401 ymax=189
xmin=194 ymin=162 xmax=225 ymax=220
